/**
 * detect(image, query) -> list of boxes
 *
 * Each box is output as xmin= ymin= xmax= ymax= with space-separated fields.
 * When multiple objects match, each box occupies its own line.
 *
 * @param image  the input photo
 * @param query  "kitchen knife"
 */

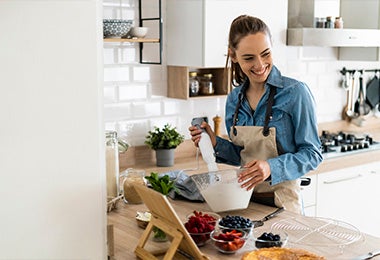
xmin=353 ymin=249 xmax=380 ymax=260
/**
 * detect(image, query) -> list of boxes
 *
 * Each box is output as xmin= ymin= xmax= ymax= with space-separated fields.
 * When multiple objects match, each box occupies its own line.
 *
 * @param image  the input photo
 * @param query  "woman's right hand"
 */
xmin=188 ymin=121 xmax=217 ymax=147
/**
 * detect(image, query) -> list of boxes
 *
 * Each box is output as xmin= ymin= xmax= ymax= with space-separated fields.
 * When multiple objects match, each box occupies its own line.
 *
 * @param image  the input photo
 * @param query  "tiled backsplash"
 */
xmin=103 ymin=1 xmax=380 ymax=147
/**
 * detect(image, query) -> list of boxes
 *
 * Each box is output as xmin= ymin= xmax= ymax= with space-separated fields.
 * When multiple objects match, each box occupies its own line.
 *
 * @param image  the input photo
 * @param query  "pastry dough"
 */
xmin=241 ymin=247 xmax=326 ymax=260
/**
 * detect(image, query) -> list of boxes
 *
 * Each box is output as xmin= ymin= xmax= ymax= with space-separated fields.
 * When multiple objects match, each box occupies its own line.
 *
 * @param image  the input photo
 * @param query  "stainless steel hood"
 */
xmin=287 ymin=28 xmax=380 ymax=47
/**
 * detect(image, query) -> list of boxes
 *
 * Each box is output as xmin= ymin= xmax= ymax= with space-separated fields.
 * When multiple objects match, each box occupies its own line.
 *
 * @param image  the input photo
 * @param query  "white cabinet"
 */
xmin=316 ymin=161 xmax=380 ymax=237
xmin=166 ymin=0 xmax=287 ymax=67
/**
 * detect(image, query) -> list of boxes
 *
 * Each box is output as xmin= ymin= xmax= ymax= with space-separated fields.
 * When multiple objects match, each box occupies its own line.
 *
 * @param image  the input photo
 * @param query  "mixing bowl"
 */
xmin=191 ymin=169 xmax=254 ymax=212
xmin=103 ymin=19 xmax=133 ymax=38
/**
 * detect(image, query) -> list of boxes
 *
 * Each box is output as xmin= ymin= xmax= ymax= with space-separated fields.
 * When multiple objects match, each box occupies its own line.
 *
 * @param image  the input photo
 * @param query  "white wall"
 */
xmin=104 ymin=1 xmax=380 ymax=147
xmin=0 ymin=1 xmax=106 ymax=259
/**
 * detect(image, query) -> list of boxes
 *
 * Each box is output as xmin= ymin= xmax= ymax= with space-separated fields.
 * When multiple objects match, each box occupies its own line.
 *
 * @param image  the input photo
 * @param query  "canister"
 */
xmin=105 ymin=131 xmax=120 ymax=199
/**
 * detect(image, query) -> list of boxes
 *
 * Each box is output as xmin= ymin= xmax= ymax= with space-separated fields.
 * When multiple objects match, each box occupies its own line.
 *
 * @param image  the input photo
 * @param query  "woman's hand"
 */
xmin=188 ymin=121 xmax=217 ymax=147
xmin=238 ymin=160 xmax=271 ymax=190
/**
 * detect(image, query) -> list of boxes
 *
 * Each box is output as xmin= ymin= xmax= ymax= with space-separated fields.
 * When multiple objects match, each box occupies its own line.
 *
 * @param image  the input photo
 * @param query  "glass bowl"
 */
xmin=191 ymin=169 xmax=253 ymax=212
xmin=188 ymin=231 xmax=212 ymax=247
xmin=252 ymin=229 xmax=288 ymax=249
xmin=210 ymin=229 xmax=248 ymax=254
xmin=184 ymin=211 xmax=221 ymax=246
xmin=218 ymin=214 xmax=253 ymax=235
xmin=186 ymin=211 xmax=221 ymax=226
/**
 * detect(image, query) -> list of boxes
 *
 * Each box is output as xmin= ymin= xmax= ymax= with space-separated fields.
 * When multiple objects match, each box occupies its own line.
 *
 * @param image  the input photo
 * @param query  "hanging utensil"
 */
xmin=357 ymin=72 xmax=371 ymax=116
xmin=366 ymin=72 xmax=379 ymax=109
xmin=342 ymin=72 xmax=352 ymax=120
xmin=252 ymin=207 xmax=284 ymax=228
xmin=346 ymin=71 xmax=359 ymax=119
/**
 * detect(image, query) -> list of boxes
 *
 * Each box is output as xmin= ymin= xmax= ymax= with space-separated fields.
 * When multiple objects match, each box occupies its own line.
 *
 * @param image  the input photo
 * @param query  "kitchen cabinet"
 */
xmin=166 ymin=0 xmax=287 ymax=99
xmin=316 ymin=161 xmax=380 ymax=238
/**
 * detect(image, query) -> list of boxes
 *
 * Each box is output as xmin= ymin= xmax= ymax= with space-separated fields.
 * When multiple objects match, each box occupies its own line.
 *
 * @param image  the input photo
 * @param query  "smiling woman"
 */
xmin=188 ymin=15 xmax=322 ymax=214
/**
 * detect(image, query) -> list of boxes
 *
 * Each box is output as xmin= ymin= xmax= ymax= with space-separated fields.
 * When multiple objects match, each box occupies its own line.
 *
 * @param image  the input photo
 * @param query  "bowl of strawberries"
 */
xmin=184 ymin=210 xmax=220 ymax=246
xmin=210 ymin=229 xmax=248 ymax=254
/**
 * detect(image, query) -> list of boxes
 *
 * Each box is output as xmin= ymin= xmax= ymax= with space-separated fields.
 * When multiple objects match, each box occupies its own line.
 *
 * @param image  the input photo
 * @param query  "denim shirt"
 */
xmin=214 ymin=65 xmax=323 ymax=185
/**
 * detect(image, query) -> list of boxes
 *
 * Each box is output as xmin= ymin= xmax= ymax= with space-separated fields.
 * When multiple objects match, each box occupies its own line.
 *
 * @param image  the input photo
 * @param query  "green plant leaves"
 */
xmin=144 ymin=172 xmax=175 ymax=195
xmin=144 ymin=123 xmax=184 ymax=150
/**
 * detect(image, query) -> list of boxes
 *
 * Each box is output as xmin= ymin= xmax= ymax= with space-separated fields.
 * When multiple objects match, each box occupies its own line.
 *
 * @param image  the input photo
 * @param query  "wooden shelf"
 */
xmin=167 ymin=66 xmax=231 ymax=100
xmin=103 ymin=38 xmax=160 ymax=43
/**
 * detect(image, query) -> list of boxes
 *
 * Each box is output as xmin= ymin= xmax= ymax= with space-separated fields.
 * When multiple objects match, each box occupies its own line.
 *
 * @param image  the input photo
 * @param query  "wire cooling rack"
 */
xmin=271 ymin=216 xmax=363 ymax=248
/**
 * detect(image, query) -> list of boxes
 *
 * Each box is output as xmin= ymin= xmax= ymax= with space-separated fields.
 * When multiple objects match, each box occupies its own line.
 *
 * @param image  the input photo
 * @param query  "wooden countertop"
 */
xmin=107 ymin=197 xmax=380 ymax=259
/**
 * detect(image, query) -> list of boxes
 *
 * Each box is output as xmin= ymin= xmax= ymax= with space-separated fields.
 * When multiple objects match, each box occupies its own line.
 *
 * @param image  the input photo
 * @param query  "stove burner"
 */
xmin=319 ymin=130 xmax=379 ymax=158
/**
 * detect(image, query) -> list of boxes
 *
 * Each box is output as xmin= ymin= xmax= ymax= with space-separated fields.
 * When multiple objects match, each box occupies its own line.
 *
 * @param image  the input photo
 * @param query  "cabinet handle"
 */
xmin=323 ymin=174 xmax=362 ymax=184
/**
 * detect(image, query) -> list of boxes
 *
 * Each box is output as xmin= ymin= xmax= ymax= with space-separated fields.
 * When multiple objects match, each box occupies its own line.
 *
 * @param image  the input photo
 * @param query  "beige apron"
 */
xmin=230 ymin=86 xmax=302 ymax=214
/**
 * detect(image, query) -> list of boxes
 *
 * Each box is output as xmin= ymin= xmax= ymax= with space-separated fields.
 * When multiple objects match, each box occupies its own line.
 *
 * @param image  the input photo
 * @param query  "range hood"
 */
xmin=287 ymin=28 xmax=380 ymax=47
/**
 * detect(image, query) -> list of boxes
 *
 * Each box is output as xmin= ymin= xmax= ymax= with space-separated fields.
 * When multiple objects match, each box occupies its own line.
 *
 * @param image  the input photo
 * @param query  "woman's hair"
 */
xmin=225 ymin=15 xmax=272 ymax=87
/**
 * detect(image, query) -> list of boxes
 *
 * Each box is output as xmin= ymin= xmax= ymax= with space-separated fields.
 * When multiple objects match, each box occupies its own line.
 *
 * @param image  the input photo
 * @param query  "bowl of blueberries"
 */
xmin=252 ymin=229 xmax=288 ymax=249
xmin=218 ymin=215 xmax=253 ymax=235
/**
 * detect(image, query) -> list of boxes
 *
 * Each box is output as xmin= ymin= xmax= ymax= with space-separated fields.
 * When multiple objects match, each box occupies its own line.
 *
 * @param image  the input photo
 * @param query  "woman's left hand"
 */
xmin=238 ymin=160 xmax=271 ymax=190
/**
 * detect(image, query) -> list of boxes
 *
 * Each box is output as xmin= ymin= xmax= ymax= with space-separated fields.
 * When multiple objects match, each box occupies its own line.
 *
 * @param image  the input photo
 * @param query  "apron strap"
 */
xmin=232 ymin=84 xmax=276 ymax=137
xmin=263 ymin=86 xmax=276 ymax=137
xmin=232 ymin=91 xmax=244 ymax=136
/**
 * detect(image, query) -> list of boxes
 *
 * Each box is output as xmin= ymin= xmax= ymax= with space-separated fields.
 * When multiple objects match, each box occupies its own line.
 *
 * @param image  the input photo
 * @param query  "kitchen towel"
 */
xmin=159 ymin=170 xmax=205 ymax=202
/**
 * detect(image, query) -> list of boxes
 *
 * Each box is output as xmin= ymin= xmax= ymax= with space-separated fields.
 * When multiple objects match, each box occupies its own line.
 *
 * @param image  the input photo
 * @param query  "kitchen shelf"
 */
xmin=103 ymin=38 xmax=160 ymax=43
xmin=287 ymin=28 xmax=380 ymax=47
xmin=167 ymin=66 xmax=231 ymax=100
xmin=103 ymin=0 xmax=162 ymax=64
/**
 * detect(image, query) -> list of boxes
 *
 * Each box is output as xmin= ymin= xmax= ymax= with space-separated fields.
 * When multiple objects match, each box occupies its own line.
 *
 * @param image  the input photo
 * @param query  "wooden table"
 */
xmin=107 ymin=197 xmax=380 ymax=259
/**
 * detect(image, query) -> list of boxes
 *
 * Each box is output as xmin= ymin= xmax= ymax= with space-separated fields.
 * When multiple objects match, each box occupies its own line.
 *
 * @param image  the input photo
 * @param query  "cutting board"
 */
xmin=133 ymin=184 xmax=209 ymax=260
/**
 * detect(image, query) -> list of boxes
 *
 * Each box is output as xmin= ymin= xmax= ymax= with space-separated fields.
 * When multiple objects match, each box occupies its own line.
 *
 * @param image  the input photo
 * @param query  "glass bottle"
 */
xmin=325 ymin=16 xmax=334 ymax=28
xmin=189 ymin=71 xmax=200 ymax=96
xmin=105 ymin=131 xmax=120 ymax=199
xmin=334 ymin=17 xmax=343 ymax=29
xmin=200 ymin=73 xmax=214 ymax=95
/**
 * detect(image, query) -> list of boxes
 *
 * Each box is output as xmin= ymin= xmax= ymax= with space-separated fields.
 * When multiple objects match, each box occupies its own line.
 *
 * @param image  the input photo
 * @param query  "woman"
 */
xmin=189 ymin=15 xmax=323 ymax=214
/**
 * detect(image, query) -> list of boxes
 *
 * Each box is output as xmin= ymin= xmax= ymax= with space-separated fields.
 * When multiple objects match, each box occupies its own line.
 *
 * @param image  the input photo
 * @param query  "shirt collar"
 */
xmin=266 ymin=65 xmax=284 ymax=89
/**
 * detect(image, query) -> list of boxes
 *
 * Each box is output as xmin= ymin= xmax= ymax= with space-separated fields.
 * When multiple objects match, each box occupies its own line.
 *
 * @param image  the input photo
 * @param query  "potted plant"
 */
xmin=145 ymin=172 xmax=176 ymax=241
xmin=145 ymin=123 xmax=185 ymax=167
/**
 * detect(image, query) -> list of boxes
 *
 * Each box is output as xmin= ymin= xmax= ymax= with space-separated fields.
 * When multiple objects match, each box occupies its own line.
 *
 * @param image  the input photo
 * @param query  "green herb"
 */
xmin=144 ymin=124 xmax=185 ymax=150
xmin=145 ymin=172 xmax=175 ymax=195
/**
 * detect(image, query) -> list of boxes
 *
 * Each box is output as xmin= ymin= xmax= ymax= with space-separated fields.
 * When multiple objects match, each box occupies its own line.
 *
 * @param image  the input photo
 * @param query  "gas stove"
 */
xmin=319 ymin=130 xmax=380 ymax=159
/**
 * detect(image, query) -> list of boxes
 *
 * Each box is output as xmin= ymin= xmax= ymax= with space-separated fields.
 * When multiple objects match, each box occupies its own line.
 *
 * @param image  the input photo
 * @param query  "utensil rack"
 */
xmin=340 ymin=67 xmax=380 ymax=75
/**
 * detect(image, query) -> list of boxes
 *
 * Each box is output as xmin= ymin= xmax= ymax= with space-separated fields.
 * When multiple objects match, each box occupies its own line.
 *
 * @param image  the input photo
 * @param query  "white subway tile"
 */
xmin=103 ymin=47 xmax=115 ymax=64
xmin=104 ymin=86 xmax=117 ymax=103
xmin=133 ymin=66 xmax=151 ymax=81
xmin=132 ymin=101 xmax=161 ymax=117
xmin=104 ymin=66 xmax=130 ymax=82
xmin=104 ymin=103 xmax=132 ymax=121
xmin=119 ymin=83 xmax=148 ymax=100
xmin=118 ymin=47 xmax=137 ymax=63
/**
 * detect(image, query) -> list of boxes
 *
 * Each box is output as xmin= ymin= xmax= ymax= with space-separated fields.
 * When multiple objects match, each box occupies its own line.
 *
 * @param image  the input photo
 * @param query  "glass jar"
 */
xmin=105 ymin=131 xmax=120 ymax=199
xmin=200 ymin=73 xmax=214 ymax=95
xmin=325 ymin=16 xmax=334 ymax=28
xmin=189 ymin=71 xmax=200 ymax=96
xmin=315 ymin=17 xmax=325 ymax=28
xmin=334 ymin=17 xmax=343 ymax=29
xmin=120 ymin=168 xmax=146 ymax=204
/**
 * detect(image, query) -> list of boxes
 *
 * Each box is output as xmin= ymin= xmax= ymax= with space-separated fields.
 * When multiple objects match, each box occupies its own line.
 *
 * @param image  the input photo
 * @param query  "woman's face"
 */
xmin=231 ymin=32 xmax=273 ymax=86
